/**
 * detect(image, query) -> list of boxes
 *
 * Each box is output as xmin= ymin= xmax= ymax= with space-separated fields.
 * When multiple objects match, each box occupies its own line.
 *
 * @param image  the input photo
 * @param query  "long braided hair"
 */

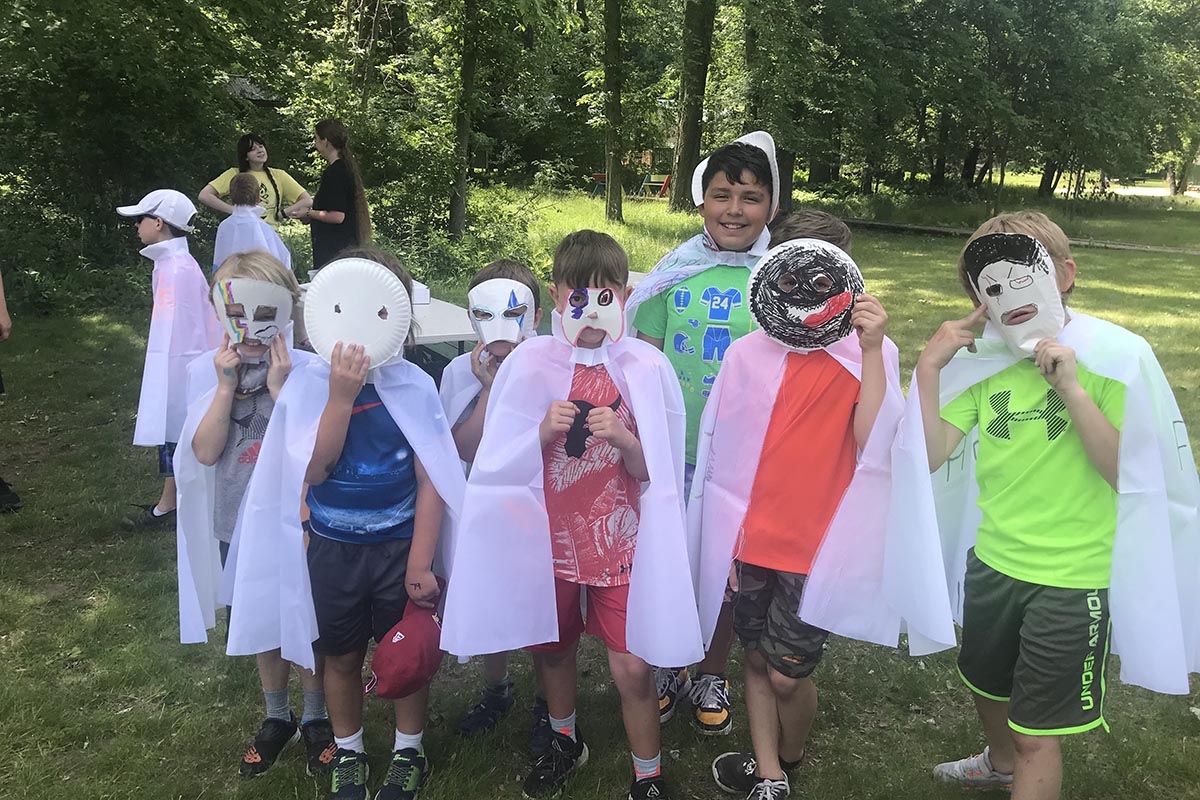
xmin=236 ymin=133 xmax=286 ymax=224
xmin=315 ymin=119 xmax=372 ymax=244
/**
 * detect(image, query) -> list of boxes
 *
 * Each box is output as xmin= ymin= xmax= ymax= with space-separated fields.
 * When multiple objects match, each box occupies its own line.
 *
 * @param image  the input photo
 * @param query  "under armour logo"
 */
xmin=985 ymin=390 xmax=1070 ymax=441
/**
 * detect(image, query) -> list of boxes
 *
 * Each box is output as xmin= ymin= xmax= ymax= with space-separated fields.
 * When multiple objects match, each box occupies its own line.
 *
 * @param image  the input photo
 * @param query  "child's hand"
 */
xmin=851 ymin=294 xmax=888 ymax=352
xmin=329 ymin=342 xmax=369 ymax=404
xmin=266 ymin=336 xmax=292 ymax=400
xmin=587 ymin=405 xmax=636 ymax=450
xmin=468 ymin=342 xmax=499 ymax=391
xmin=917 ymin=305 xmax=988 ymax=372
xmin=539 ymin=401 xmax=578 ymax=446
xmin=406 ymin=566 xmax=440 ymax=609
xmin=214 ymin=334 xmax=241 ymax=390
xmin=1034 ymin=338 xmax=1080 ymax=394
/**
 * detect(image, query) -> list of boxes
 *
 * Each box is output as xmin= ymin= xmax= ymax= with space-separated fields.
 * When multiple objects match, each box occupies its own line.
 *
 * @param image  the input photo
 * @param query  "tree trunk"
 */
xmin=961 ymin=142 xmax=980 ymax=189
xmin=931 ymin=116 xmax=948 ymax=188
xmin=990 ymin=143 xmax=1008 ymax=217
xmin=776 ymin=148 xmax=795 ymax=213
xmin=1037 ymin=160 xmax=1058 ymax=196
xmin=1166 ymin=162 xmax=1177 ymax=195
xmin=448 ymin=0 xmax=477 ymax=240
xmin=1170 ymin=135 xmax=1199 ymax=195
xmin=859 ymin=164 xmax=874 ymax=195
xmin=974 ymin=155 xmax=992 ymax=189
xmin=669 ymin=0 xmax=718 ymax=211
xmin=603 ymin=0 xmax=623 ymax=223
xmin=743 ymin=7 xmax=763 ymax=126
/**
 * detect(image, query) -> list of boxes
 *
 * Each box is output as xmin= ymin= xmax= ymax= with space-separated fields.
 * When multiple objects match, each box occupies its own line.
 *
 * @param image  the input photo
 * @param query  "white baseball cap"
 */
xmin=116 ymin=189 xmax=197 ymax=233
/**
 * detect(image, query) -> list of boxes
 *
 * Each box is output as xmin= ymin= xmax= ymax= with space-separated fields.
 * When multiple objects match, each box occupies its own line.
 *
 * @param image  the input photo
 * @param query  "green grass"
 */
xmin=3 ymin=197 xmax=1200 ymax=799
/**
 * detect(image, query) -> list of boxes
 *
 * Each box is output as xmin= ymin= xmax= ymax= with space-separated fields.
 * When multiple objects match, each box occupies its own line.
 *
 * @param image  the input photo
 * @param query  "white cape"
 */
xmin=133 ymin=238 xmax=222 ymax=446
xmin=689 ymin=330 xmax=956 ymax=656
xmin=440 ymin=319 xmax=704 ymax=667
xmin=224 ymin=357 xmax=466 ymax=670
xmin=439 ymin=352 xmax=483 ymax=433
xmin=212 ymin=206 xmax=293 ymax=273
xmin=901 ymin=311 xmax=1200 ymax=694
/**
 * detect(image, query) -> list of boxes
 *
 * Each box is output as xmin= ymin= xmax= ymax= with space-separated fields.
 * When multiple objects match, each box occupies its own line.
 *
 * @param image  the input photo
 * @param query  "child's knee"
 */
xmin=1012 ymin=732 xmax=1059 ymax=759
xmin=608 ymin=651 xmax=653 ymax=693
xmin=767 ymin=665 xmax=809 ymax=698
xmin=325 ymin=650 xmax=365 ymax=675
xmin=744 ymin=647 xmax=769 ymax=672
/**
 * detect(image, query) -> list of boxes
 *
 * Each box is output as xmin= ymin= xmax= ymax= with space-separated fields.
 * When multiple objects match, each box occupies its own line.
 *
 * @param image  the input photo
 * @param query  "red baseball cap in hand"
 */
xmin=371 ymin=599 xmax=445 ymax=699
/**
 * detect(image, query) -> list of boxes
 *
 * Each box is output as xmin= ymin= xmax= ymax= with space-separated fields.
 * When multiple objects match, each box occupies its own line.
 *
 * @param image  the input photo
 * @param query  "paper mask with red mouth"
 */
xmin=212 ymin=278 xmax=294 ymax=348
xmin=748 ymin=239 xmax=864 ymax=350
xmin=963 ymin=233 xmax=1065 ymax=357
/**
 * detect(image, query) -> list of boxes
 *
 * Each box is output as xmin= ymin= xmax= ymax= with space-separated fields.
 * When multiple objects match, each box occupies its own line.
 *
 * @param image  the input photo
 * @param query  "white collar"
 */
xmin=550 ymin=310 xmax=613 ymax=366
xmin=140 ymin=237 xmax=191 ymax=261
xmin=232 ymin=205 xmax=267 ymax=218
xmin=701 ymin=226 xmax=772 ymax=259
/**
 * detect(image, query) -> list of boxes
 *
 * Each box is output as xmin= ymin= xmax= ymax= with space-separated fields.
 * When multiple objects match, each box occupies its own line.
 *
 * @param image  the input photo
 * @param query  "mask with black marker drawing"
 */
xmin=963 ymin=233 xmax=1065 ymax=357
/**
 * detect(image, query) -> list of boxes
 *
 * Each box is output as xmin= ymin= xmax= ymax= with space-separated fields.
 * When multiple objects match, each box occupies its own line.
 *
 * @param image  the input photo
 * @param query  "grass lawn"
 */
xmin=2 ymin=197 xmax=1199 ymax=800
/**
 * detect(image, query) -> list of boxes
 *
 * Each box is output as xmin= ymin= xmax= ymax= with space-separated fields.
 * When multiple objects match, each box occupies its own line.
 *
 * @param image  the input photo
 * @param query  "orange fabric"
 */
xmin=738 ymin=349 xmax=860 ymax=575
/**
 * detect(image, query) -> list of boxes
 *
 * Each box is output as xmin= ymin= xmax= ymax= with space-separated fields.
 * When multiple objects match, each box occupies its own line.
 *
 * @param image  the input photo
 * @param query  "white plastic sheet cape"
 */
xmin=304 ymin=258 xmax=412 ymax=369
xmin=440 ymin=313 xmax=704 ymax=667
xmin=212 ymin=206 xmax=293 ymax=273
xmin=898 ymin=312 xmax=1200 ymax=693
xmin=467 ymin=278 xmax=537 ymax=344
xmin=133 ymin=238 xmax=223 ymax=446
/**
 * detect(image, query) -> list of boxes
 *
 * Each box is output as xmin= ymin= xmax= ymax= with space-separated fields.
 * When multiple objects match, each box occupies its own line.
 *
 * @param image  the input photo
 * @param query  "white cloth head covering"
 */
xmin=691 ymin=131 xmax=780 ymax=217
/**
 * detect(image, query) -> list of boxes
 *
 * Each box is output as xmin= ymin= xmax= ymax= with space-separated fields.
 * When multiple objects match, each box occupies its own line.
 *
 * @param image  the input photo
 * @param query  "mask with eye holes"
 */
xmin=559 ymin=287 xmax=626 ymax=347
xmin=963 ymin=232 xmax=1065 ymax=358
xmin=212 ymin=279 xmax=294 ymax=349
xmin=467 ymin=278 xmax=537 ymax=345
xmin=748 ymin=239 xmax=865 ymax=351
xmin=303 ymin=258 xmax=413 ymax=370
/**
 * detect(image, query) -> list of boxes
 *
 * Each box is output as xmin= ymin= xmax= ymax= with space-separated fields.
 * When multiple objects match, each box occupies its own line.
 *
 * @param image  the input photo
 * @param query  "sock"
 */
xmin=632 ymin=752 xmax=661 ymax=780
xmin=548 ymin=711 xmax=576 ymax=741
xmin=780 ymin=752 xmax=804 ymax=772
xmin=151 ymin=505 xmax=171 ymax=517
xmin=335 ymin=727 xmax=365 ymax=754
xmin=486 ymin=672 xmax=512 ymax=692
xmin=263 ymin=688 xmax=291 ymax=722
xmin=395 ymin=728 xmax=424 ymax=753
xmin=301 ymin=688 xmax=327 ymax=724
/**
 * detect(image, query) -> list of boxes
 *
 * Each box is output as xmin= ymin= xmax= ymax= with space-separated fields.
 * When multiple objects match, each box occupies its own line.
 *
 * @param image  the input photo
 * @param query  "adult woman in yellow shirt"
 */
xmin=199 ymin=134 xmax=312 ymax=229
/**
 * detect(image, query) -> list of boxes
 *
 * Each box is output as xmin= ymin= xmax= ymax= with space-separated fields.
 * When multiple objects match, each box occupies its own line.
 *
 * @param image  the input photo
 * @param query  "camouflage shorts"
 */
xmin=731 ymin=561 xmax=830 ymax=679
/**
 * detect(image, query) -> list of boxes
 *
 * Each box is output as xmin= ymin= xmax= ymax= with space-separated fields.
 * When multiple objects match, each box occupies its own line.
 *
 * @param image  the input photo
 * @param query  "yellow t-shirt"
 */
xmin=207 ymin=168 xmax=307 ymax=229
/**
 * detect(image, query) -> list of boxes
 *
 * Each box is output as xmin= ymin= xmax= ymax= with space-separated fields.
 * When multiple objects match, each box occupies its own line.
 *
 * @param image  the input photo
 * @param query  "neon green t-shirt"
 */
xmin=941 ymin=360 xmax=1126 ymax=588
xmin=633 ymin=266 xmax=755 ymax=463
xmin=207 ymin=167 xmax=307 ymax=229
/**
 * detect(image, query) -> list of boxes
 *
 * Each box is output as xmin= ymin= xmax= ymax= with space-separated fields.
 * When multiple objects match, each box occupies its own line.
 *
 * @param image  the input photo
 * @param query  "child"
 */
xmin=438 ymin=260 xmax=551 ymax=746
xmin=625 ymin=131 xmax=779 ymax=735
xmin=116 ymin=189 xmax=221 ymax=529
xmin=225 ymin=246 xmax=466 ymax=800
xmin=174 ymin=251 xmax=334 ymax=778
xmin=768 ymin=209 xmax=852 ymax=252
xmin=211 ymin=172 xmax=293 ymax=273
xmin=441 ymin=231 xmax=703 ymax=800
xmin=687 ymin=239 xmax=900 ymax=800
xmin=912 ymin=212 xmax=1200 ymax=799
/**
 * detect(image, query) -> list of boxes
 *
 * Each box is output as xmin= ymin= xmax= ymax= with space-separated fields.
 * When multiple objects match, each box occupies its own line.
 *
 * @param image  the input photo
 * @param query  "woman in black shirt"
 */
xmin=293 ymin=119 xmax=372 ymax=270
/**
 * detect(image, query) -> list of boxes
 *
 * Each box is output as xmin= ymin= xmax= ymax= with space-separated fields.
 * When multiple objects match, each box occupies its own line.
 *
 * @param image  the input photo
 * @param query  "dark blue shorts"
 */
xmin=158 ymin=442 xmax=178 ymax=477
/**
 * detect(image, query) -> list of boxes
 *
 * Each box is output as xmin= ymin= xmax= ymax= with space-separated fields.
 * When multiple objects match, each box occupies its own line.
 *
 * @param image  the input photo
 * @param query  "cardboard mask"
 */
xmin=559 ymin=287 xmax=625 ymax=346
xmin=212 ymin=279 xmax=294 ymax=347
xmin=963 ymin=233 xmax=1065 ymax=357
xmin=467 ymin=278 xmax=536 ymax=345
xmin=748 ymin=239 xmax=864 ymax=351
xmin=303 ymin=258 xmax=412 ymax=368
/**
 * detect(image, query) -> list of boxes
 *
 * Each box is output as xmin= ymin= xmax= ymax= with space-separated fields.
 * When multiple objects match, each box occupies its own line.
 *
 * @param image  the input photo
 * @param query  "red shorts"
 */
xmin=527 ymin=578 xmax=630 ymax=654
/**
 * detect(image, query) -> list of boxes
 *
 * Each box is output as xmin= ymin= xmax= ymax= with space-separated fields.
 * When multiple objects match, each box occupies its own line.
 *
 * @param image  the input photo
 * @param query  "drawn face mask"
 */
xmin=963 ymin=233 xmax=1065 ymax=357
xmin=303 ymin=258 xmax=413 ymax=369
xmin=748 ymin=239 xmax=864 ymax=350
xmin=212 ymin=279 xmax=294 ymax=347
xmin=559 ymin=287 xmax=625 ymax=346
xmin=467 ymin=278 xmax=537 ymax=345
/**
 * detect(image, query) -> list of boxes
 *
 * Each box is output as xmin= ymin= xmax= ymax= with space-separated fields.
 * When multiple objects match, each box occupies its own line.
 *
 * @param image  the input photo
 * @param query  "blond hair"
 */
xmin=211 ymin=251 xmax=302 ymax=304
xmin=959 ymin=211 xmax=1074 ymax=302
xmin=229 ymin=172 xmax=261 ymax=207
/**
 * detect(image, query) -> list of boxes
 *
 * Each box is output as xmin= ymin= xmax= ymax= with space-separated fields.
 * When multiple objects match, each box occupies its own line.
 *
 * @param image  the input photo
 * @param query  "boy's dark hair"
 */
xmin=468 ymin=259 xmax=542 ymax=312
xmin=141 ymin=215 xmax=187 ymax=238
xmin=701 ymin=142 xmax=773 ymax=197
xmin=552 ymin=230 xmax=628 ymax=288
xmin=333 ymin=244 xmax=418 ymax=344
xmin=229 ymin=173 xmax=261 ymax=207
xmin=769 ymin=209 xmax=853 ymax=253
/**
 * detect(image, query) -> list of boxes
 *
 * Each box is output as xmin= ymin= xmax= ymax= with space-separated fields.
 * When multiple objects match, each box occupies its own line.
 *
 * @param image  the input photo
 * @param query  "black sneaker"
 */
xmin=629 ymin=774 xmax=668 ymax=800
xmin=529 ymin=696 xmax=552 ymax=758
xmin=330 ymin=749 xmax=370 ymax=800
xmin=239 ymin=713 xmax=300 ymax=778
xmin=121 ymin=503 xmax=175 ymax=530
xmin=374 ymin=748 xmax=429 ymax=800
xmin=456 ymin=680 xmax=516 ymax=736
xmin=689 ymin=672 xmax=732 ymax=735
xmin=521 ymin=729 xmax=589 ymax=798
xmin=654 ymin=667 xmax=691 ymax=724
xmin=711 ymin=753 xmax=803 ymax=796
xmin=301 ymin=717 xmax=337 ymax=776
xmin=0 ymin=478 xmax=21 ymax=512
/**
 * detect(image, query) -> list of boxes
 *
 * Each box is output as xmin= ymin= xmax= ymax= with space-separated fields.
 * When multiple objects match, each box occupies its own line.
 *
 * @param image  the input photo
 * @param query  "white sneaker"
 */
xmin=932 ymin=746 xmax=1013 ymax=791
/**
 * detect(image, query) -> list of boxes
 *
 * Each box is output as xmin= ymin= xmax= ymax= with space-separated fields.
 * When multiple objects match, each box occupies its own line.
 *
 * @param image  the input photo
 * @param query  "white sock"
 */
xmin=335 ymin=727 xmax=365 ymax=754
xmin=151 ymin=505 xmax=170 ymax=517
xmin=395 ymin=728 xmax=424 ymax=753
xmin=548 ymin=710 xmax=577 ymax=741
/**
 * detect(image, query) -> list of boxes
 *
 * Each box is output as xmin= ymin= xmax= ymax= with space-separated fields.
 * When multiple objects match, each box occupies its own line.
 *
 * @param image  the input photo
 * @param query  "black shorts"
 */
xmin=731 ymin=561 xmax=830 ymax=679
xmin=307 ymin=534 xmax=412 ymax=656
xmin=959 ymin=549 xmax=1111 ymax=736
xmin=158 ymin=442 xmax=177 ymax=477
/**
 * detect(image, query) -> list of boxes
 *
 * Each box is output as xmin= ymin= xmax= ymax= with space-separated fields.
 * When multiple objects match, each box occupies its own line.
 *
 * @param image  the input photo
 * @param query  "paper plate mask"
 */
xmin=212 ymin=279 xmax=294 ymax=346
xmin=560 ymin=287 xmax=625 ymax=347
xmin=749 ymin=239 xmax=864 ymax=351
xmin=691 ymin=130 xmax=781 ymax=217
xmin=467 ymin=278 xmax=536 ymax=345
xmin=963 ymin=233 xmax=1065 ymax=357
xmin=303 ymin=258 xmax=412 ymax=368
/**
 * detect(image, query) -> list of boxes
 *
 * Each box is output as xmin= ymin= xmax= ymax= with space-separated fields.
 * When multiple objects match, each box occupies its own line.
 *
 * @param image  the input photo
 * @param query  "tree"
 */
xmin=603 ymin=0 xmax=624 ymax=222
xmin=669 ymin=0 xmax=718 ymax=211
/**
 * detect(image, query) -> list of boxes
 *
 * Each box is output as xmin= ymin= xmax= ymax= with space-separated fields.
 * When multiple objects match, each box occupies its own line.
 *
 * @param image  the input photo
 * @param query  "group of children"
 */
xmin=118 ymin=130 xmax=1198 ymax=800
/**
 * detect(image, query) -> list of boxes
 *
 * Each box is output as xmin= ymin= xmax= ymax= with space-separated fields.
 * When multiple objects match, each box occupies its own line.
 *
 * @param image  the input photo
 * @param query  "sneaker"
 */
xmin=239 ymin=713 xmax=300 ymax=778
xmin=301 ymin=718 xmax=337 ymax=777
xmin=374 ymin=748 xmax=429 ymax=800
xmin=330 ymin=749 xmax=370 ymax=800
xmin=655 ymin=667 xmax=692 ymax=724
xmin=0 ymin=478 xmax=21 ymax=512
xmin=932 ymin=747 xmax=1013 ymax=791
xmin=712 ymin=753 xmax=803 ymax=795
xmin=456 ymin=680 xmax=516 ymax=736
xmin=629 ymin=774 xmax=668 ymax=800
xmin=690 ymin=672 xmax=732 ymax=735
xmin=747 ymin=777 xmax=790 ymax=800
xmin=529 ymin=696 xmax=552 ymax=758
xmin=521 ymin=729 xmax=589 ymax=798
xmin=121 ymin=503 xmax=175 ymax=530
